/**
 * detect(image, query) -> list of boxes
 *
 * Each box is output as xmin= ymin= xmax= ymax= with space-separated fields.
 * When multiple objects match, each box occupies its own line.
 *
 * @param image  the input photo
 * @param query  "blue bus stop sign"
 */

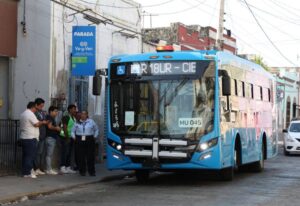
xmin=72 ymin=26 xmax=96 ymax=76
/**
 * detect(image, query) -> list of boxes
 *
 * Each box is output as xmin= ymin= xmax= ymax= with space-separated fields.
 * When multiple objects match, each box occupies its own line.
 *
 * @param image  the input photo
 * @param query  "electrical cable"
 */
xmin=239 ymin=0 xmax=300 ymax=26
xmin=227 ymin=1 xmax=289 ymax=65
xmin=242 ymin=0 xmax=297 ymax=66
xmin=266 ymin=0 xmax=300 ymax=20
xmin=268 ymin=0 xmax=300 ymax=13
xmin=208 ymin=0 xmax=218 ymax=26
xmin=76 ymin=0 xmax=175 ymax=9
xmin=146 ymin=0 xmax=208 ymax=16
xmin=232 ymin=32 xmax=283 ymax=66
xmin=250 ymin=10 xmax=298 ymax=41
xmin=179 ymin=0 xmax=217 ymax=18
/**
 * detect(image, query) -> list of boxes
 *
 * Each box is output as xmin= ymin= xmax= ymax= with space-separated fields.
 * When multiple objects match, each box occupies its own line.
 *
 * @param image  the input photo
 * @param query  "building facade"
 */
xmin=0 ymin=0 xmax=142 ymax=121
xmin=271 ymin=67 xmax=300 ymax=130
xmin=0 ymin=0 xmax=19 ymax=119
xmin=143 ymin=22 xmax=237 ymax=54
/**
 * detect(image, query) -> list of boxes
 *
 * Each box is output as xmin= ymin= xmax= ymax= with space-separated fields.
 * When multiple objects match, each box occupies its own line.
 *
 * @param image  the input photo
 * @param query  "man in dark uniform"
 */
xmin=71 ymin=111 xmax=99 ymax=176
xmin=60 ymin=104 xmax=77 ymax=174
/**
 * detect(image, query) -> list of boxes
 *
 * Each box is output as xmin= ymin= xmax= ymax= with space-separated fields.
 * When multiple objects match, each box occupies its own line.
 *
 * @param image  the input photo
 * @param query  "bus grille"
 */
xmin=123 ymin=137 xmax=196 ymax=164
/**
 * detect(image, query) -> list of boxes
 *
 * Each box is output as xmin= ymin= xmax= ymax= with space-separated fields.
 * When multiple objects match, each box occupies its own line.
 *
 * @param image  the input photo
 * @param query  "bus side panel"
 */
xmin=220 ymin=129 xmax=234 ymax=168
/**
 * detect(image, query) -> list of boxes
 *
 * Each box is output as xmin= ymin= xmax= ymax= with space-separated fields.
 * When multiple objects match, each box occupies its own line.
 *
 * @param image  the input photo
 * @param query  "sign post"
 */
xmin=72 ymin=26 xmax=96 ymax=76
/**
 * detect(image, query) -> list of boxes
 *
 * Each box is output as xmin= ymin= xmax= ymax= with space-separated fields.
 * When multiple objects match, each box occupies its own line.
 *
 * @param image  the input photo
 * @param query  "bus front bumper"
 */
xmin=106 ymin=145 xmax=222 ymax=170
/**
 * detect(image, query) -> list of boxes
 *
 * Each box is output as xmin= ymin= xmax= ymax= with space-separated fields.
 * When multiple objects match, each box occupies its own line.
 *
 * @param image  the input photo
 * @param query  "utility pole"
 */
xmin=216 ymin=0 xmax=225 ymax=50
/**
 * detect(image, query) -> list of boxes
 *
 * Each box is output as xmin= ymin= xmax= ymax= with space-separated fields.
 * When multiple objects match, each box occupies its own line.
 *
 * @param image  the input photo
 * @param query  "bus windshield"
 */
xmin=110 ymin=60 xmax=215 ymax=141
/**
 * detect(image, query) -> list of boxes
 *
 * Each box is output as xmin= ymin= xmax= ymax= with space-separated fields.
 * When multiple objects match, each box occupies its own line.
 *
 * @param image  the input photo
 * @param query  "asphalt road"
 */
xmin=14 ymin=148 xmax=300 ymax=206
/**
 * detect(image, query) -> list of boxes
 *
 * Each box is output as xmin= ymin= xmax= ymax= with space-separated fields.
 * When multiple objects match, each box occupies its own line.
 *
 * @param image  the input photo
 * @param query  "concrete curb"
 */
xmin=0 ymin=172 xmax=134 ymax=205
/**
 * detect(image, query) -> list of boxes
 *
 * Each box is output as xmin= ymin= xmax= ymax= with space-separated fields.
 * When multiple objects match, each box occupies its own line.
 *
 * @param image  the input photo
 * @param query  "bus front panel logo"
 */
xmin=117 ymin=65 xmax=126 ymax=75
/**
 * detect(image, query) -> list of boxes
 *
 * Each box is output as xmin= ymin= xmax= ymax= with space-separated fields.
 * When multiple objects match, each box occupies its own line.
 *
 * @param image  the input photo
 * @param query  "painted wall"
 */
xmin=11 ymin=0 xmax=51 ymax=119
xmin=275 ymin=70 xmax=300 ymax=129
xmin=50 ymin=0 xmax=142 ymax=134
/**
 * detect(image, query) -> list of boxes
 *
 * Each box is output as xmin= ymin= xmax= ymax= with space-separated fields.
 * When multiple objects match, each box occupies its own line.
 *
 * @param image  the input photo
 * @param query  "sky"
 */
xmin=134 ymin=0 xmax=300 ymax=67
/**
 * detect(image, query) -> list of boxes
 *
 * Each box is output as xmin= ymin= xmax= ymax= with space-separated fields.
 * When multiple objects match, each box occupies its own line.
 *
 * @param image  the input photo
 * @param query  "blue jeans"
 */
xmin=34 ymin=138 xmax=45 ymax=170
xmin=21 ymin=139 xmax=38 ymax=175
xmin=45 ymin=137 xmax=56 ymax=171
xmin=60 ymin=138 xmax=73 ymax=167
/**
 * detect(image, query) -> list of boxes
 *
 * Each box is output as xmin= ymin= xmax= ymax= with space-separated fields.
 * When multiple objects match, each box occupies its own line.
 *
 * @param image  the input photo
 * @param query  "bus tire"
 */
xmin=135 ymin=170 xmax=150 ymax=183
xmin=250 ymin=142 xmax=265 ymax=172
xmin=220 ymin=142 xmax=240 ymax=181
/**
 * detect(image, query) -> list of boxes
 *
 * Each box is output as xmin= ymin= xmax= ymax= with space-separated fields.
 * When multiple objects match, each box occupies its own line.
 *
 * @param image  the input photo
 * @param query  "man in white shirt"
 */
xmin=20 ymin=102 xmax=48 ymax=178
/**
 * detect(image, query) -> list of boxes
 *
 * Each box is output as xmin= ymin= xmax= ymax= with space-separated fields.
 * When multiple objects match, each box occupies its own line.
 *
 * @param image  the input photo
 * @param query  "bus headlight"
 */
xmin=197 ymin=138 xmax=218 ymax=152
xmin=116 ymin=144 xmax=122 ymax=150
xmin=108 ymin=139 xmax=123 ymax=151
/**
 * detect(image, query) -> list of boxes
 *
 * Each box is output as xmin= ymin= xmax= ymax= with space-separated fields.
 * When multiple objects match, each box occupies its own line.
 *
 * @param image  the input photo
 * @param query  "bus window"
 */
xmin=250 ymin=84 xmax=254 ymax=99
xmin=237 ymin=81 xmax=243 ymax=97
xmin=242 ymin=82 xmax=245 ymax=97
xmin=234 ymin=79 xmax=238 ymax=96
xmin=263 ymin=88 xmax=271 ymax=102
xmin=260 ymin=86 xmax=263 ymax=100
xmin=268 ymin=88 xmax=271 ymax=102
xmin=254 ymin=85 xmax=261 ymax=100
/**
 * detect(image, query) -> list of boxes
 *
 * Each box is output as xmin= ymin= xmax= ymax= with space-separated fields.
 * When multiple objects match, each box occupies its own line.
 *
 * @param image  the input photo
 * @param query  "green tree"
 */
xmin=253 ymin=55 xmax=269 ymax=71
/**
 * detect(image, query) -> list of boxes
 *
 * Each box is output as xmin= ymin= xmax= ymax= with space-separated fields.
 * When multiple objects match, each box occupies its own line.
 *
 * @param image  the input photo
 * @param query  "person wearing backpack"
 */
xmin=59 ymin=104 xmax=77 ymax=174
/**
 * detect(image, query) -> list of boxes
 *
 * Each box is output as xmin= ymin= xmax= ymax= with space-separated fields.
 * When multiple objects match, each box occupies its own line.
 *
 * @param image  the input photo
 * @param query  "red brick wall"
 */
xmin=177 ymin=24 xmax=237 ymax=53
xmin=177 ymin=24 xmax=206 ymax=50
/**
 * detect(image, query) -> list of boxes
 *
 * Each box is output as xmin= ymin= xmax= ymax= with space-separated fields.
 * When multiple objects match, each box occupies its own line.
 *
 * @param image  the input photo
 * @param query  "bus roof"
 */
xmin=109 ymin=50 xmax=273 ymax=79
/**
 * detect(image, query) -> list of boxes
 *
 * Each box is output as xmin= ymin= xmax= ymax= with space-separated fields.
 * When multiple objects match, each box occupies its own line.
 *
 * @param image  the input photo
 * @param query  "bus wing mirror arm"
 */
xmin=92 ymin=69 xmax=107 ymax=96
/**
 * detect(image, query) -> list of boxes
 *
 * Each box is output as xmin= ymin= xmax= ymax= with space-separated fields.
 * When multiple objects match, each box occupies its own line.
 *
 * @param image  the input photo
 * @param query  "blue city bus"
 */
xmin=95 ymin=46 xmax=278 ymax=181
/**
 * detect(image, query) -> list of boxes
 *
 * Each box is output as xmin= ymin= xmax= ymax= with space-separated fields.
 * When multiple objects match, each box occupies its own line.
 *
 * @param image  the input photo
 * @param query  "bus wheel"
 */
xmin=135 ymin=170 xmax=150 ymax=183
xmin=250 ymin=142 xmax=265 ymax=172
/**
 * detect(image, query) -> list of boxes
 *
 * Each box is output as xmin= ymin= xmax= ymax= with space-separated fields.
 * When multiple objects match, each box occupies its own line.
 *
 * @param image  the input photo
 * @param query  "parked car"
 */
xmin=283 ymin=119 xmax=300 ymax=155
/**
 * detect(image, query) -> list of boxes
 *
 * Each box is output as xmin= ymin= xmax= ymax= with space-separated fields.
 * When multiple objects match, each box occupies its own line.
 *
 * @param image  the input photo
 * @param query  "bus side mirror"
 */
xmin=93 ymin=75 xmax=102 ymax=96
xmin=222 ymin=76 xmax=231 ymax=96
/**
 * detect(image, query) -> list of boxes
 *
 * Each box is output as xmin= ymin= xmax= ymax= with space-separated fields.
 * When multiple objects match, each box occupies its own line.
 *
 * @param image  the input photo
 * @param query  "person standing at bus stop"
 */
xmin=33 ymin=98 xmax=47 ymax=175
xmin=45 ymin=106 xmax=61 ymax=175
xmin=59 ymin=104 xmax=77 ymax=174
xmin=71 ymin=111 xmax=99 ymax=176
xmin=20 ymin=102 xmax=48 ymax=178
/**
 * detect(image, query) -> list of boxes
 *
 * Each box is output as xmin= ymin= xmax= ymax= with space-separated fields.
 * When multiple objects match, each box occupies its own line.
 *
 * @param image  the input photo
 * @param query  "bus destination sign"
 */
xmin=130 ymin=61 xmax=197 ymax=76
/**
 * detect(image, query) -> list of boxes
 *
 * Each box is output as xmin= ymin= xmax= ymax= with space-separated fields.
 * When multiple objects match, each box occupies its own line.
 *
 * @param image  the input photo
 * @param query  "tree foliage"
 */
xmin=253 ymin=55 xmax=269 ymax=71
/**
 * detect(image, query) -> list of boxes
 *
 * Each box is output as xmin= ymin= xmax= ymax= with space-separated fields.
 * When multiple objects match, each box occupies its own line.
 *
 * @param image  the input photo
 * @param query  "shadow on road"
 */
xmin=116 ymin=169 xmax=260 ymax=187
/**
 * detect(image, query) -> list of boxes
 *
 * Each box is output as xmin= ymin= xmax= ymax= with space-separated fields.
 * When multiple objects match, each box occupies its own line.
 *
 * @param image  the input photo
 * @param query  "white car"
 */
xmin=283 ymin=120 xmax=300 ymax=155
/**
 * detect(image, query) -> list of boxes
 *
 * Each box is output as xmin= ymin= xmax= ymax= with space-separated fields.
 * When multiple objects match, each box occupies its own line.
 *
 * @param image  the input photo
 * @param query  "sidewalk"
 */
xmin=0 ymin=163 xmax=133 ymax=205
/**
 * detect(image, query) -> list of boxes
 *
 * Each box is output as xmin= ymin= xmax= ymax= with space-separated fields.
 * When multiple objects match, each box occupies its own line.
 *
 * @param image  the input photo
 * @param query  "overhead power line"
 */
xmin=239 ymin=0 xmax=300 ymax=26
xmin=267 ymin=0 xmax=300 ymax=20
xmin=242 ymin=0 xmax=297 ymax=66
xmin=51 ymin=0 xmax=142 ymax=35
xmin=76 ymin=0 xmax=175 ymax=9
xmin=148 ymin=0 xmax=208 ymax=16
